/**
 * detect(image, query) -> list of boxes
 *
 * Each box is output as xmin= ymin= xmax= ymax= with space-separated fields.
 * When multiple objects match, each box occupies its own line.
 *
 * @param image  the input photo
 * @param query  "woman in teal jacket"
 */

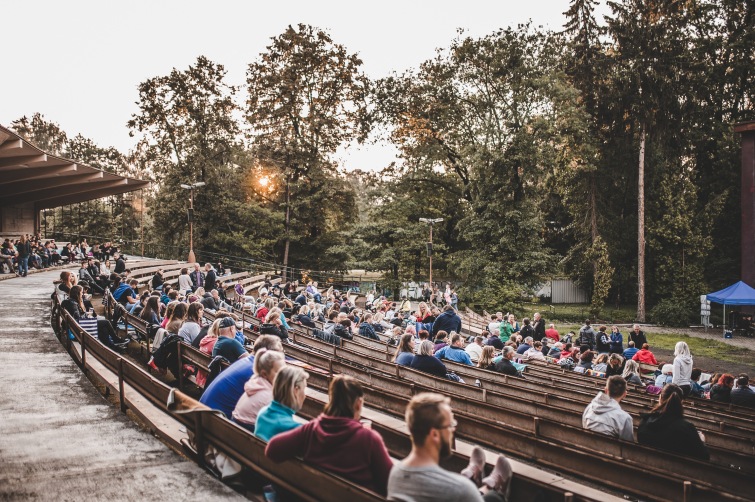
xmin=254 ymin=366 xmax=309 ymax=441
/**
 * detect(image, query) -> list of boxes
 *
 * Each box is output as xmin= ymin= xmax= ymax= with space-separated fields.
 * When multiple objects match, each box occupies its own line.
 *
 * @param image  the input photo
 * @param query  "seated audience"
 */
xmin=654 ymin=364 xmax=674 ymax=388
xmin=493 ymin=347 xmax=520 ymax=377
xmin=393 ymin=334 xmax=416 ymax=366
xmin=484 ymin=330 xmax=504 ymax=350
xmin=61 ymin=285 xmax=129 ymax=351
xmin=212 ymin=317 xmax=249 ymax=363
xmin=410 ymin=340 xmax=448 ymax=379
xmin=178 ymin=302 xmax=204 ymax=343
xmin=605 ymin=354 xmax=624 ymax=377
xmin=689 ymin=368 xmax=706 ymax=398
xmin=232 ymin=349 xmax=286 ymax=432
xmin=710 ymin=374 xmax=735 ymax=403
xmin=387 ymin=393 xmax=512 ymax=502
xmin=730 ymin=374 xmax=755 ymax=408
xmin=199 ymin=335 xmax=283 ymax=418
xmin=139 ymin=296 xmax=162 ymax=326
xmin=515 ymin=336 xmax=533 ymax=355
xmin=477 ymin=346 xmax=497 ymax=371
xmin=465 ymin=336 xmax=485 ymax=363
xmin=622 ymin=360 xmax=645 ymax=387
xmin=632 ymin=343 xmax=658 ymax=365
xmin=637 ymin=384 xmax=709 ymax=461
xmin=582 ymin=376 xmax=634 ymax=441
xmin=622 ymin=341 xmax=639 ymax=360
xmin=435 ymin=333 xmax=474 ymax=366
xmin=521 ymin=341 xmax=545 ymax=362
xmin=195 ymin=318 xmax=222 ymax=388
xmin=266 ymin=376 xmax=393 ymax=496
xmin=165 ymin=302 xmax=188 ymax=335
xmin=254 ymin=366 xmax=309 ymax=441
xmin=544 ymin=323 xmax=560 ymax=342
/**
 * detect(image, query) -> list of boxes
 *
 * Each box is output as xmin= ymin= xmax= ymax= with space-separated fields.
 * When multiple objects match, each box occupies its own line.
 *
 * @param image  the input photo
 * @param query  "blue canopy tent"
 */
xmin=705 ymin=281 xmax=755 ymax=332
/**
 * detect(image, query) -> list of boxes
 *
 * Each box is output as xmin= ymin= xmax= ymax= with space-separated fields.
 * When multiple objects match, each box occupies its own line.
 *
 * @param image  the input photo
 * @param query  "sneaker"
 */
xmin=482 ymin=455 xmax=513 ymax=497
xmin=461 ymin=446 xmax=486 ymax=486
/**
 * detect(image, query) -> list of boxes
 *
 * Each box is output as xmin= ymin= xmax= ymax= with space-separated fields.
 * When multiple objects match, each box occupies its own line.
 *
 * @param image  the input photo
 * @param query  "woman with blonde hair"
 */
xmin=232 ymin=348 xmax=286 ymax=432
xmin=266 ymin=375 xmax=393 ymax=496
xmin=672 ymin=341 xmax=693 ymax=396
xmin=195 ymin=318 xmax=223 ymax=387
xmin=416 ymin=301 xmax=431 ymax=321
xmin=254 ymin=366 xmax=309 ymax=441
xmin=622 ymin=359 xmax=645 ymax=387
xmin=260 ymin=307 xmax=288 ymax=341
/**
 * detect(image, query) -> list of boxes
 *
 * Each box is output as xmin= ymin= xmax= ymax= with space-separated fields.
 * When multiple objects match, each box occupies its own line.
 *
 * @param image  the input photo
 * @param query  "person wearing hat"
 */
xmin=212 ymin=317 xmax=249 ymax=364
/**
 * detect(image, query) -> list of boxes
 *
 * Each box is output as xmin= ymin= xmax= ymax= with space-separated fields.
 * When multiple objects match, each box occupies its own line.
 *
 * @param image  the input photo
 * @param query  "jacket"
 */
xmin=578 ymin=325 xmax=596 ymax=350
xmin=709 ymin=384 xmax=731 ymax=403
xmin=731 ymin=386 xmax=755 ymax=408
xmin=266 ymin=414 xmax=393 ymax=496
xmin=254 ymin=400 xmax=301 ymax=441
xmin=672 ymin=355 xmax=693 ymax=387
xmin=233 ymin=375 xmax=273 ymax=426
xmin=430 ymin=310 xmax=462 ymax=337
xmin=434 ymin=345 xmax=473 ymax=366
xmin=359 ymin=322 xmax=379 ymax=340
xmin=632 ymin=349 xmax=658 ymax=365
xmin=410 ymin=354 xmax=448 ymax=379
xmin=582 ymin=392 xmax=634 ymax=441
xmin=637 ymin=412 xmax=709 ymax=460
xmin=595 ymin=332 xmax=611 ymax=353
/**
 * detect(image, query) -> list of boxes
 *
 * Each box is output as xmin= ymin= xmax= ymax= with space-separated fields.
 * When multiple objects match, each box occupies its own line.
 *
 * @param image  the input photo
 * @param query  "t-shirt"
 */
xmin=199 ymin=357 xmax=255 ymax=418
xmin=212 ymin=336 xmax=247 ymax=363
xmin=387 ymin=462 xmax=482 ymax=502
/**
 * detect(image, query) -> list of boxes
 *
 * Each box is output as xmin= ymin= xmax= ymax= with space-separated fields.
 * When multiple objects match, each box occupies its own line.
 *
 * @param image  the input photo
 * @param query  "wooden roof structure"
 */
xmin=0 ymin=124 xmax=149 ymax=209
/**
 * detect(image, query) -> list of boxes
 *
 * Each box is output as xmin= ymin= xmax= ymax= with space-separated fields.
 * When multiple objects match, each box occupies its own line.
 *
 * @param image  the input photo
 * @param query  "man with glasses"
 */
xmin=388 ymin=393 xmax=513 ymax=501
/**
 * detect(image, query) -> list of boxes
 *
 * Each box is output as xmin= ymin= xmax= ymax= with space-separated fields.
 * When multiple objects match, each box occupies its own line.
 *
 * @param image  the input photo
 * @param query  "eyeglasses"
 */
xmin=438 ymin=419 xmax=458 ymax=431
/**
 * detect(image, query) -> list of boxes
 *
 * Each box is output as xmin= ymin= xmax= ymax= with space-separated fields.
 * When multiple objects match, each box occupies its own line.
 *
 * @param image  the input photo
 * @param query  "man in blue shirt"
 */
xmin=622 ymin=341 xmax=639 ymax=360
xmin=434 ymin=333 xmax=473 ymax=366
xmin=200 ymin=334 xmax=283 ymax=418
xmin=516 ymin=337 xmax=533 ymax=355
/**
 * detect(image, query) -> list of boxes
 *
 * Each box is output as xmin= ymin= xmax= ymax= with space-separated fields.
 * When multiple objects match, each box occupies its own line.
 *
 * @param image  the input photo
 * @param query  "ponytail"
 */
xmin=651 ymin=383 xmax=684 ymax=418
xmin=323 ymin=375 xmax=363 ymax=418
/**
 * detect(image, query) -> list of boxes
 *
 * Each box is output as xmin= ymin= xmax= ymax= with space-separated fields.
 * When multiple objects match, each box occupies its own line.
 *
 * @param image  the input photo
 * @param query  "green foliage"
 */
xmin=586 ymin=236 xmax=614 ymax=318
xmin=649 ymin=296 xmax=697 ymax=328
xmin=460 ymin=277 xmax=524 ymax=315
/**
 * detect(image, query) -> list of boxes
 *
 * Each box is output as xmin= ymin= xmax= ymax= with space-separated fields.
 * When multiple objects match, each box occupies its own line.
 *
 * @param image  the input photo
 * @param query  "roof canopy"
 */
xmin=0 ymin=124 xmax=149 ymax=210
xmin=706 ymin=281 xmax=755 ymax=306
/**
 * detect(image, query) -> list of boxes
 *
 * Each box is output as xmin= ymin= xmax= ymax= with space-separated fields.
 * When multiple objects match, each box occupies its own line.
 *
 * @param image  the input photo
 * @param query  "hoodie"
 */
xmin=266 ymin=414 xmax=393 ymax=496
xmin=254 ymin=400 xmax=301 ymax=441
xmin=672 ymin=355 xmax=693 ymax=387
xmin=638 ymin=412 xmax=709 ymax=460
xmin=582 ymin=392 xmax=634 ymax=441
xmin=232 ymin=376 xmax=273 ymax=426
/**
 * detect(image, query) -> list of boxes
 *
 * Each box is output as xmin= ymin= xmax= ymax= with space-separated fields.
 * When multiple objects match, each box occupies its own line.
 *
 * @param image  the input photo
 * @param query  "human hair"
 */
xmin=419 ymin=340 xmax=435 ymax=356
xmin=580 ymin=350 xmax=594 ymax=362
xmin=642 ymin=343 xmax=650 ymax=350
xmin=674 ymin=341 xmax=690 ymax=358
xmin=394 ymin=334 xmax=415 ymax=361
xmin=253 ymin=334 xmax=284 ymax=353
xmin=273 ymin=366 xmax=309 ymax=411
xmin=168 ymin=290 xmax=179 ymax=300
xmin=595 ymin=353 xmax=608 ymax=364
xmin=328 ymin=310 xmax=339 ymax=321
xmin=690 ymin=368 xmax=702 ymax=381
xmin=533 ymin=341 xmax=543 ymax=350
xmin=608 ymin=354 xmax=624 ymax=367
xmin=522 ymin=317 xmax=530 ymax=326
xmin=264 ymin=297 xmax=275 ymax=310
xmin=171 ymin=302 xmax=188 ymax=322
xmin=164 ymin=301 xmax=178 ymax=321
xmin=253 ymin=348 xmax=285 ymax=377
xmin=737 ymin=374 xmax=750 ymax=387
xmin=324 ymin=375 xmax=364 ymax=418
xmin=140 ymin=296 xmax=160 ymax=322
xmin=474 ymin=336 xmax=483 ymax=344
xmin=478 ymin=346 xmax=496 ymax=368
xmin=180 ymin=267 xmax=188 ymax=275
xmin=405 ymin=393 xmax=450 ymax=447
xmin=628 ymin=341 xmax=635 ymax=347
xmin=606 ymin=375 xmax=628 ymax=399
xmin=443 ymin=304 xmax=454 ymax=312
xmin=502 ymin=346 xmax=515 ymax=359
xmin=623 ymin=359 xmax=640 ymax=379
xmin=60 ymin=270 xmax=72 ymax=283
xmin=265 ymin=307 xmax=282 ymax=324
xmin=418 ymin=330 xmax=429 ymax=341
xmin=718 ymin=374 xmax=735 ymax=387
xmin=434 ymin=330 xmax=448 ymax=342
xmin=650 ymin=384 xmax=684 ymax=418
xmin=449 ymin=332 xmax=462 ymax=345
xmin=186 ymin=302 xmax=204 ymax=323
xmin=599 ymin=325 xmax=607 ymax=332
xmin=69 ymin=285 xmax=85 ymax=312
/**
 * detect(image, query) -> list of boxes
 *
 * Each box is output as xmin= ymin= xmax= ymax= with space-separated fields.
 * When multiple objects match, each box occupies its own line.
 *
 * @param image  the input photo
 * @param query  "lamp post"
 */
xmin=419 ymin=217 xmax=444 ymax=287
xmin=180 ymin=181 xmax=206 ymax=263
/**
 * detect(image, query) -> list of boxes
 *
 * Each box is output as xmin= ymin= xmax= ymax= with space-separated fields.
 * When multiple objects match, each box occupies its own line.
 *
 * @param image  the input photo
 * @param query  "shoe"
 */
xmin=461 ymin=446 xmax=485 ymax=486
xmin=482 ymin=455 xmax=513 ymax=497
xmin=148 ymin=358 xmax=159 ymax=371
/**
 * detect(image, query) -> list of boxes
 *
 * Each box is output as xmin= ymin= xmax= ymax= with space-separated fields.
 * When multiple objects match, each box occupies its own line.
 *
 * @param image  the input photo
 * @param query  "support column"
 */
xmin=734 ymin=121 xmax=755 ymax=287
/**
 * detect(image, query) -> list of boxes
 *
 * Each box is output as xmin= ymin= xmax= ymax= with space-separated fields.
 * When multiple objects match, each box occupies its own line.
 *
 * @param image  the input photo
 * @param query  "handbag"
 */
xmin=78 ymin=317 xmax=99 ymax=339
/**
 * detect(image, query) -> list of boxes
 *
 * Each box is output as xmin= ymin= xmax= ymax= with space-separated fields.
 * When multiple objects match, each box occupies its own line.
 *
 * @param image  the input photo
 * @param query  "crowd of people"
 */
xmin=47 ymin=250 xmax=755 ymax=500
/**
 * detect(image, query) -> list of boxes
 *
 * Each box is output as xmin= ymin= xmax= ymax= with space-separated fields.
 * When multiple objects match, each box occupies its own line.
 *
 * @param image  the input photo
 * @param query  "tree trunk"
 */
xmin=637 ymin=122 xmax=646 ymax=322
xmin=283 ymin=175 xmax=291 ymax=282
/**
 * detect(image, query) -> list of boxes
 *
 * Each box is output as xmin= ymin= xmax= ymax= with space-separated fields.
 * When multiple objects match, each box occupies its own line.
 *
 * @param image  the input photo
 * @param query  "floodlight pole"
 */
xmin=181 ymin=182 xmax=206 ymax=263
xmin=419 ymin=218 xmax=444 ymax=287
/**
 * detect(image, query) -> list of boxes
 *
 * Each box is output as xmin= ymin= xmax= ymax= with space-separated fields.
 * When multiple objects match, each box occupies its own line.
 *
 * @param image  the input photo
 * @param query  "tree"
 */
xmin=245 ymin=24 xmax=370 ymax=276
xmin=129 ymin=56 xmax=281 ymax=260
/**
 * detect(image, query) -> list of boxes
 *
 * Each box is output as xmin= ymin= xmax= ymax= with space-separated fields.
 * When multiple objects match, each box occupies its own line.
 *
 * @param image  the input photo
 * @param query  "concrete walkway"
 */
xmin=0 ymin=270 xmax=245 ymax=501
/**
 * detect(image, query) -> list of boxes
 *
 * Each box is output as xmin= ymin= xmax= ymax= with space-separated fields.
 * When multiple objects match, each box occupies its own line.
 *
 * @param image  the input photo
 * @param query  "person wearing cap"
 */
xmin=212 ymin=317 xmax=249 ymax=363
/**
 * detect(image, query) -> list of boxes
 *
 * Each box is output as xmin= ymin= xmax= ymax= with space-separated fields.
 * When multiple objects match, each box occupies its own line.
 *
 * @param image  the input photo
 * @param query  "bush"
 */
xmin=649 ymin=297 xmax=696 ymax=327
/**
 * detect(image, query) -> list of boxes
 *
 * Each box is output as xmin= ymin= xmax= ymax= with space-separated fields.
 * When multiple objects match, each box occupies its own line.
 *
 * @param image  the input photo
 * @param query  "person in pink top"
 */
xmin=232 ymin=349 xmax=286 ymax=433
xmin=265 ymin=375 xmax=393 ymax=495
xmin=632 ymin=343 xmax=659 ymax=366
xmin=195 ymin=318 xmax=221 ymax=388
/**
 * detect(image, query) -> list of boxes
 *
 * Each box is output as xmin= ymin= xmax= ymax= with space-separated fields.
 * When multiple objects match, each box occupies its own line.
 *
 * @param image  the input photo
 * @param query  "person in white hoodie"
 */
xmin=582 ymin=376 xmax=634 ymax=442
xmin=231 ymin=349 xmax=286 ymax=433
xmin=672 ymin=341 xmax=693 ymax=397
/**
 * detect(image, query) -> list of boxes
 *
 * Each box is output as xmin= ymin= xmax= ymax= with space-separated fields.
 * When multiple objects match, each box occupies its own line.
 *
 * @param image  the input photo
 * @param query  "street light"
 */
xmin=419 ymin=217 xmax=444 ymax=287
xmin=180 ymin=181 xmax=206 ymax=263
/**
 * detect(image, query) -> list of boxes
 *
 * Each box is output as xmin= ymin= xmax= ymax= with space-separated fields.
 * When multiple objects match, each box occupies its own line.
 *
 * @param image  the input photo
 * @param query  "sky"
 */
xmin=0 ymin=0 xmax=609 ymax=172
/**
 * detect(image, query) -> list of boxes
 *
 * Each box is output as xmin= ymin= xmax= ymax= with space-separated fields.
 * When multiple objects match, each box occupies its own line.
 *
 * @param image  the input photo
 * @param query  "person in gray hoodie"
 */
xmin=582 ymin=376 xmax=634 ymax=441
xmin=672 ymin=341 xmax=693 ymax=396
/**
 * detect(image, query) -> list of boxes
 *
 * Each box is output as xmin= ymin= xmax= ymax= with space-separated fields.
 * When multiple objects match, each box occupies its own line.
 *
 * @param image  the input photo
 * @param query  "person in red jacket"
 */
xmin=632 ymin=343 xmax=659 ymax=365
xmin=265 ymin=375 xmax=393 ymax=495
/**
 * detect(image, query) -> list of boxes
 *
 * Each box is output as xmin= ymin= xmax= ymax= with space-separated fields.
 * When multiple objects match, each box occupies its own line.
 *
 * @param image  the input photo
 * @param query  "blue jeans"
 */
xmin=18 ymin=256 xmax=29 ymax=276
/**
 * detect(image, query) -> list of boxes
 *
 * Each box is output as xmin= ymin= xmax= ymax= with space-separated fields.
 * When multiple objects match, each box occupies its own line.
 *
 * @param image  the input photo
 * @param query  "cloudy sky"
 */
xmin=1 ymin=0 xmax=609 ymax=171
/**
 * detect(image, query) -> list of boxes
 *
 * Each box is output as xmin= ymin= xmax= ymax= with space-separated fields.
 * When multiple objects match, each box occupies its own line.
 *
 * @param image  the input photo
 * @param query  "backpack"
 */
xmin=152 ymin=334 xmax=182 ymax=378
